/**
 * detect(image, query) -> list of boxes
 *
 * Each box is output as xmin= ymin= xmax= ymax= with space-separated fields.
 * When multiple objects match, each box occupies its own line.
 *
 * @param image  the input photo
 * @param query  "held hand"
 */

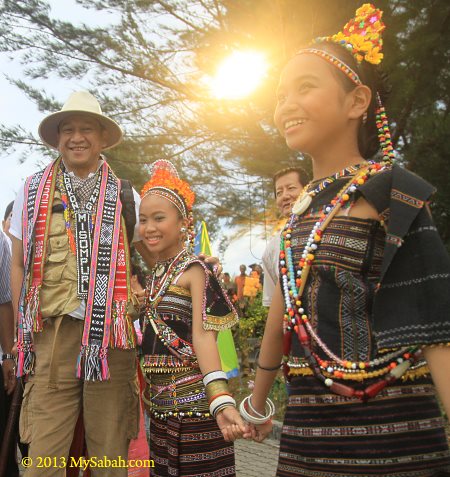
xmin=249 ymin=420 xmax=273 ymax=443
xmin=2 ymin=359 xmax=17 ymax=395
xmin=216 ymin=406 xmax=248 ymax=442
xmin=198 ymin=253 xmax=222 ymax=277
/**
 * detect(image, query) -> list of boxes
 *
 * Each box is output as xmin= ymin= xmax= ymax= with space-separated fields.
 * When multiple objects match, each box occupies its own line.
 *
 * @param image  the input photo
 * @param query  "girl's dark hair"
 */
xmin=131 ymin=263 xmax=146 ymax=288
xmin=4 ymin=201 xmax=14 ymax=221
xmin=313 ymin=42 xmax=391 ymax=159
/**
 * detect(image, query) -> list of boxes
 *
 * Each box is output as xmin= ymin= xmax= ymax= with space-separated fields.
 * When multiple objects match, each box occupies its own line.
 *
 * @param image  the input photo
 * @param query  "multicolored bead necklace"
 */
xmin=292 ymin=161 xmax=373 ymax=215
xmin=147 ymin=248 xmax=189 ymax=303
xmin=281 ymin=161 xmax=422 ymax=400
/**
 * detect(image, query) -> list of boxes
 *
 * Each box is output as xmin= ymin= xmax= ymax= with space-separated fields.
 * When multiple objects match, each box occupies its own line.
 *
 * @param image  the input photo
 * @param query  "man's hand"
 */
xmin=2 ymin=359 xmax=16 ymax=395
xmin=198 ymin=253 xmax=222 ymax=277
xmin=132 ymin=289 xmax=146 ymax=307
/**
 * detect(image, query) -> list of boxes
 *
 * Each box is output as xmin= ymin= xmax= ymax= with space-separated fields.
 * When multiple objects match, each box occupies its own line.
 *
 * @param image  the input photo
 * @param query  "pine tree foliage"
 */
xmin=0 ymin=0 xmax=449 ymax=243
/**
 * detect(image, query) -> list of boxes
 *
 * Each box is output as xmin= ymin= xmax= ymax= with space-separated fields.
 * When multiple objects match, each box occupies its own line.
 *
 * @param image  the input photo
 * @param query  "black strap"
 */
xmin=119 ymin=179 xmax=136 ymax=243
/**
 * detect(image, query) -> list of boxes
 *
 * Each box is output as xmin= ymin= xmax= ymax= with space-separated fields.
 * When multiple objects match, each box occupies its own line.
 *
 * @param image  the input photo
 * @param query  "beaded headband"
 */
xmin=140 ymin=160 xmax=195 ymax=219
xmin=296 ymin=4 xmax=394 ymax=162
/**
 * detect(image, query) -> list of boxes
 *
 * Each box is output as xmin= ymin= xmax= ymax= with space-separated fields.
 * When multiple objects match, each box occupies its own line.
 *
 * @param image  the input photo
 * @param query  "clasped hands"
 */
xmin=215 ymin=406 xmax=273 ymax=443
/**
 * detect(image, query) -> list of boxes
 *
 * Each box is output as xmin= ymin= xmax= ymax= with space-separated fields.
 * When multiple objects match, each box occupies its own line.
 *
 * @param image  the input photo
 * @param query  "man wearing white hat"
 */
xmin=10 ymin=91 xmax=143 ymax=476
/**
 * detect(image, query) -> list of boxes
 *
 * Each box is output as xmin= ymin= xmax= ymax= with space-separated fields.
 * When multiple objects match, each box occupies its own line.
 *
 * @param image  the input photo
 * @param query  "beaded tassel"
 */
xmin=376 ymin=93 xmax=395 ymax=163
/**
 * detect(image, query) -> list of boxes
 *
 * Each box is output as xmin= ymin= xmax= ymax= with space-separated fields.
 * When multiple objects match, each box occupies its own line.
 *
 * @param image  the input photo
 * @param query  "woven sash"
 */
xmin=18 ymin=158 xmax=135 ymax=381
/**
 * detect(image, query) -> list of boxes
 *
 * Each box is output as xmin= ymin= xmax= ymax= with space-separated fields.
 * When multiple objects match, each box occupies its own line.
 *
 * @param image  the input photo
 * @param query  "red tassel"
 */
xmin=297 ymin=323 xmax=310 ymax=345
xmin=283 ymin=330 xmax=292 ymax=355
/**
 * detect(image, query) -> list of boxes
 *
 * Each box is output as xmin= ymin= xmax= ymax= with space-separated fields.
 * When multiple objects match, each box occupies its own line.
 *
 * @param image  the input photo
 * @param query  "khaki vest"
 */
xmin=39 ymin=190 xmax=81 ymax=318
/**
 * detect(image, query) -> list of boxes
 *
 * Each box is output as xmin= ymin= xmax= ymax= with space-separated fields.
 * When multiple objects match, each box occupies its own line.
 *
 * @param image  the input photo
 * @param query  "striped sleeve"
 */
xmin=0 ymin=233 xmax=11 ymax=304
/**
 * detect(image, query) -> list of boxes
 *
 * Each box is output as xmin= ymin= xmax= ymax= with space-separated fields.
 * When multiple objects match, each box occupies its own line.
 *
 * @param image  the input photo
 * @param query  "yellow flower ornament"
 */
xmin=313 ymin=3 xmax=385 ymax=65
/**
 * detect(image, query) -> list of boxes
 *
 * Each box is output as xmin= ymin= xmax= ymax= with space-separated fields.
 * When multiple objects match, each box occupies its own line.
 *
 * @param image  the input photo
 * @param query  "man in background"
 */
xmin=0 ymin=231 xmax=17 ymax=476
xmin=262 ymin=167 xmax=308 ymax=307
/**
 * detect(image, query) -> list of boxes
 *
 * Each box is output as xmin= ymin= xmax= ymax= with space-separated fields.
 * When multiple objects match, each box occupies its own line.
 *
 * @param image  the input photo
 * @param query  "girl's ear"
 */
xmin=347 ymin=85 xmax=372 ymax=120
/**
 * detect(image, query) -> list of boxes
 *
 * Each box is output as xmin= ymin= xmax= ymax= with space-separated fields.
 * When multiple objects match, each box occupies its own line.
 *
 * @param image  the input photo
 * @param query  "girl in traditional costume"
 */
xmin=139 ymin=160 xmax=245 ymax=476
xmin=241 ymin=4 xmax=450 ymax=476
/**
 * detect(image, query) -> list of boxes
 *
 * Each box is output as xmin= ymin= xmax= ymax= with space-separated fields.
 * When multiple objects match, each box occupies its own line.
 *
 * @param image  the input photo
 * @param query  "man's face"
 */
xmin=275 ymin=171 xmax=304 ymax=217
xmin=57 ymin=115 xmax=107 ymax=175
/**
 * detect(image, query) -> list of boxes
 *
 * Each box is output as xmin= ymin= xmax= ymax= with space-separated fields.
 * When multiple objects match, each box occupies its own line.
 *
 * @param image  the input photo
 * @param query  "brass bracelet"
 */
xmin=205 ymin=380 xmax=230 ymax=402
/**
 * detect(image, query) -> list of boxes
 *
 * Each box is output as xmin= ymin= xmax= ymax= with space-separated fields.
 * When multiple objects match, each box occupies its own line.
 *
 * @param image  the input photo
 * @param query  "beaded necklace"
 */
xmin=280 ymin=161 xmax=422 ymax=400
xmin=292 ymin=161 xmax=373 ymax=215
xmin=147 ymin=248 xmax=189 ymax=303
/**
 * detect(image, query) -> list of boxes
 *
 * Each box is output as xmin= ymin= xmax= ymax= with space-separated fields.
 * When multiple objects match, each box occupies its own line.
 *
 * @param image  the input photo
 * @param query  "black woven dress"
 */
xmin=278 ymin=168 xmax=450 ymax=477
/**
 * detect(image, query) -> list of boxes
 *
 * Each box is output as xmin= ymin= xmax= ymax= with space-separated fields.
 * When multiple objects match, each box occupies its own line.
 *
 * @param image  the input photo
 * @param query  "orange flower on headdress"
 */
xmin=140 ymin=160 xmax=195 ymax=211
xmin=314 ymin=3 xmax=385 ymax=65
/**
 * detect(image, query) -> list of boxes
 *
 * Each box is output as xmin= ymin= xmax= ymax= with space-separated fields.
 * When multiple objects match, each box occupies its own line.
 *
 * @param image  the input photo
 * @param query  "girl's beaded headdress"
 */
xmin=296 ymin=3 xmax=394 ymax=162
xmin=141 ymin=159 xmax=195 ymax=218
xmin=141 ymin=160 xmax=196 ymax=248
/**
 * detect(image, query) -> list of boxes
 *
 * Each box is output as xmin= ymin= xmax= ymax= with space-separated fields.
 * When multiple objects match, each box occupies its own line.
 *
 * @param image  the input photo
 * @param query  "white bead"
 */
xmin=324 ymin=378 xmax=333 ymax=387
xmin=327 ymin=366 xmax=334 ymax=373
xmin=311 ymin=244 xmax=318 ymax=250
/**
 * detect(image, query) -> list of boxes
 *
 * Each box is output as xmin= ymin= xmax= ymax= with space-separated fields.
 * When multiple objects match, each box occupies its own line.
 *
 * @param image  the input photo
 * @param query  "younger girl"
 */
xmin=241 ymin=4 xmax=450 ymax=477
xmin=139 ymin=160 xmax=246 ymax=476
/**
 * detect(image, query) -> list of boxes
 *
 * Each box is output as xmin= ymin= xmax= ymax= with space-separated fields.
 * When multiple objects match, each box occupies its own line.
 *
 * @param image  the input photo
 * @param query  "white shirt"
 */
xmin=261 ymin=234 xmax=281 ymax=307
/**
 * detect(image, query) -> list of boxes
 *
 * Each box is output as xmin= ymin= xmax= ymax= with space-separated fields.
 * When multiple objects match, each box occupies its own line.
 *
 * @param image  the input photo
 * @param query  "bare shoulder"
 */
xmin=176 ymin=262 xmax=206 ymax=290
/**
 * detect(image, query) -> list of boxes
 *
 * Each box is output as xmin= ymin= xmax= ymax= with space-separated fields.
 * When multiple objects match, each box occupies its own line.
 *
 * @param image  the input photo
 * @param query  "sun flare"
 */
xmin=210 ymin=51 xmax=267 ymax=100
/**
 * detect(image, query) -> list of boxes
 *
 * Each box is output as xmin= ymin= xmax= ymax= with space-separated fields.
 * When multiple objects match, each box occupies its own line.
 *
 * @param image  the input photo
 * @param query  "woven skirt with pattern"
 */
xmin=150 ymin=415 xmax=235 ymax=477
xmin=277 ymin=376 xmax=450 ymax=477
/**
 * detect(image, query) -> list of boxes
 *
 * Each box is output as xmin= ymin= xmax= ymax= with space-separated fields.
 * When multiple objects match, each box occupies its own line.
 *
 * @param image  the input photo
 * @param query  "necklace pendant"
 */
xmin=154 ymin=264 xmax=166 ymax=277
xmin=292 ymin=192 xmax=312 ymax=215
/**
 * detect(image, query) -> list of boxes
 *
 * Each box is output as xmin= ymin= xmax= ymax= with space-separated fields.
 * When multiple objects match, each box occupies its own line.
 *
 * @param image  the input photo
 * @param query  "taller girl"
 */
xmin=243 ymin=4 xmax=450 ymax=477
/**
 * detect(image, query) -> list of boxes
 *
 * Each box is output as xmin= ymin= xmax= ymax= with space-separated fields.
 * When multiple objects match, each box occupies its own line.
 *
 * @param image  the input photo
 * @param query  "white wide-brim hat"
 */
xmin=38 ymin=90 xmax=123 ymax=150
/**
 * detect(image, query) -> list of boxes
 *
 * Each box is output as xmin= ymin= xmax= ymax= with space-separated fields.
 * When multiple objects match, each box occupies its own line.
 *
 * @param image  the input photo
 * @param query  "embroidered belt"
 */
xmin=151 ymin=391 xmax=206 ymax=406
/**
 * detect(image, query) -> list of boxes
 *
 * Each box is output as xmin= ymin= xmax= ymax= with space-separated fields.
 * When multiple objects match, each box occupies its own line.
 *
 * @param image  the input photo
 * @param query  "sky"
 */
xmin=0 ymin=1 xmax=268 ymax=274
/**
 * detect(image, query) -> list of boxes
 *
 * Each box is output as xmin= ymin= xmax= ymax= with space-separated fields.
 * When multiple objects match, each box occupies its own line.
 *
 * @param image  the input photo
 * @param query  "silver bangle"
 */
xmin=239 ymin=395 xmax=275 ymax=424
xmin=209 ymin=395 xmax=236 ymax=417
xmin=203 ymin=370 xmax=227 ymax=387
